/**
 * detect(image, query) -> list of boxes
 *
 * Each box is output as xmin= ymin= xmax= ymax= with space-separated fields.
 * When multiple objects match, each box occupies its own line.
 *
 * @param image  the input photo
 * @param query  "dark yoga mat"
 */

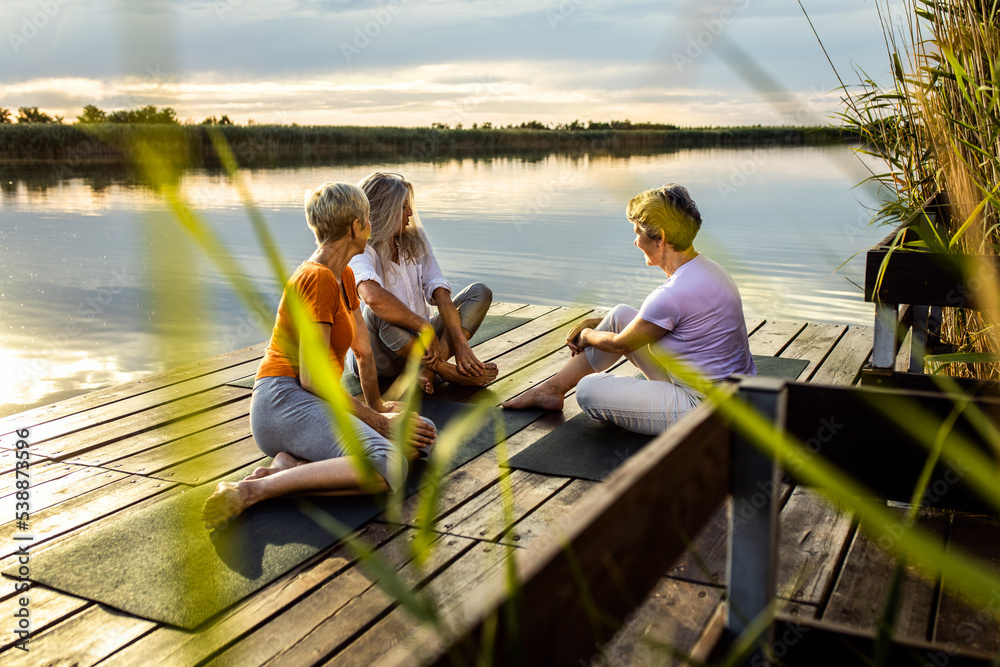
xmin=506 ymin=355 xmax=810 ymax=482
xmin=14 ymin=400 xmax=542 ymax=629
xmin=226 ymin=313 xmax=531 ymax=392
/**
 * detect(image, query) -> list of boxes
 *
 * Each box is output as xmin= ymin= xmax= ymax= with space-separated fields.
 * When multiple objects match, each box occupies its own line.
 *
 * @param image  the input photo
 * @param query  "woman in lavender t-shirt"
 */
xmin=503 ymin=184 xmax=756 ymax=435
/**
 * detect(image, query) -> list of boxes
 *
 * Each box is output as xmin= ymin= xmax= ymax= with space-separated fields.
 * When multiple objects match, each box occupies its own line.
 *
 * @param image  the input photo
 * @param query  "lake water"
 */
xmin=0 ymin=145 xmax=888 ymax=418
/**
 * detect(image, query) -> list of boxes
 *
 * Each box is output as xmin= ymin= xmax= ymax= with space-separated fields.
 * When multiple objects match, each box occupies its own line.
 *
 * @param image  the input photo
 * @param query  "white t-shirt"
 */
xmin=348 ymin=244 xmax=451 ymax=320
xmin=638 ymin=254 xmax=756 ymax=381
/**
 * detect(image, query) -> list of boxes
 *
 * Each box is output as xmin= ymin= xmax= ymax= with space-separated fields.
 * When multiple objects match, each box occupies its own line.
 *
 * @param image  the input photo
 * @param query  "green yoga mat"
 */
xmin=13 ymin=401 xmax=542 ymax=629
xmin=226 ymin=313 xmax=531 ymax=392
xmin=506 ymin=355 xmax=809 ymax=482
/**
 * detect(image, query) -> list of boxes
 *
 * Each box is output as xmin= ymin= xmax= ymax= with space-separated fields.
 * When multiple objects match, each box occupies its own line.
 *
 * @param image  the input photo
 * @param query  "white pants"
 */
xmin=577 ymin=304 xmax=702 ymax=435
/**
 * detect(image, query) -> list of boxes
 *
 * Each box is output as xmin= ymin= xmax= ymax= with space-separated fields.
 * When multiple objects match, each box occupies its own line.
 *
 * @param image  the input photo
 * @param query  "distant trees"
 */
xmin=106 ymin=105 xmax=178 ymax=124
xmin=16 ymin=106 xmax=62 ymax=123
xmin=76 ymin=104 xmax=107 ymax=124
xmin=0 ymin=108 xmax=10 ymax=124
xmin=201 ymin=115 xmax=233 ymax=125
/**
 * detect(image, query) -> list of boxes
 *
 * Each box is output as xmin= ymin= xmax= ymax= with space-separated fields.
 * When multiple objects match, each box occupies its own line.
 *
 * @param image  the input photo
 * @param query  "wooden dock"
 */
xmin=0 ymin=302 xmax=994 ymax=665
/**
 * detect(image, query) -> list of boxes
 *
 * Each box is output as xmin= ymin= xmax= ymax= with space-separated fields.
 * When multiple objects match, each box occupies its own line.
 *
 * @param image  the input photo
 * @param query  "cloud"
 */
xmin=0 ymin=0 xmax=896 ymax=126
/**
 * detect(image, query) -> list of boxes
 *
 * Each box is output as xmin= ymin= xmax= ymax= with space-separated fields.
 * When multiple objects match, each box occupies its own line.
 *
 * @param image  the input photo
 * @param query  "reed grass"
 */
xmin=0 ymin=123 xmax=854 ymax=165
xmin=839 ymin=0 xmax=1000 ymax=379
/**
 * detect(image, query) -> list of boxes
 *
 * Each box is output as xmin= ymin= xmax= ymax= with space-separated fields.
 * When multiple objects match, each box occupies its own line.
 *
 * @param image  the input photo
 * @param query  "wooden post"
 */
xmin=726 ymin=377 xmax=785 ymax=664
xmin=909 ymin=305 xmax=929 ymax=373
xmin=872 ymin=302 xmax=899 ymax=370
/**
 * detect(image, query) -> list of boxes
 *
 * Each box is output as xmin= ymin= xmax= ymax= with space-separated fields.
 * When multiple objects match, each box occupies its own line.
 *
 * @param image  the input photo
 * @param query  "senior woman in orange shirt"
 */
xmin=202 ymin=182 xmax=436 ymax=530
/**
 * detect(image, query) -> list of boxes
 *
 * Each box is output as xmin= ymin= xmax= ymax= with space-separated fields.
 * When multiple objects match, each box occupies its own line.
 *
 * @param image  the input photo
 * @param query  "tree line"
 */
xmin=0 ymin=105 xmax=234 ymax=126
xmin=2 ymin=105 xmax=680 ymax=132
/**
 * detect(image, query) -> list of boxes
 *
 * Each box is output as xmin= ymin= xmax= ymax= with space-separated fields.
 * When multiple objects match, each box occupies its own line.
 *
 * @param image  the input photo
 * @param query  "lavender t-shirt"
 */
xmin=638 ymin=254 xmax=756 ymax=381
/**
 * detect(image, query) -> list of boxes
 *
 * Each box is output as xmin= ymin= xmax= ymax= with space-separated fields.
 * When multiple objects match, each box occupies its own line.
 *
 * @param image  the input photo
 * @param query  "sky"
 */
xmin=0 ymin=0 xmax=899 ymax=128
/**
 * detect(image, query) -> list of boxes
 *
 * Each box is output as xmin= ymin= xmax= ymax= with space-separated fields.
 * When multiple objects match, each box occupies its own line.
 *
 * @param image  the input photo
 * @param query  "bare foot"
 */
xmin=202 ymin=481 xmax=252 ymax=530
xmin=435 ymin=361 xmax=499 ymax=387
xmin=245 ymin=452 xmax=303 ymax=480
xmin=501 ymin=382 xmax=565 ymax=411
xmin=419 ymin=367 xmax=436 ymax=394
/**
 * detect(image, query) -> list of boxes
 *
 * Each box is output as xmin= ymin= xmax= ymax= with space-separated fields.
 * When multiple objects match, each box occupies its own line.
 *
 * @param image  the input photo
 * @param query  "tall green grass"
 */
xmin=0 ymin=123 xmax=854 ymax=165
xmin=839 ymin=0 xmax=1000 ymax=379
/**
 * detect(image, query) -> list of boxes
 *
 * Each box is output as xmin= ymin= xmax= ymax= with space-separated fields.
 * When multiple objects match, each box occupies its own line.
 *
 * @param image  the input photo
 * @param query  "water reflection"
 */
xmin=0 ymin=146 xmax=887 ymax=419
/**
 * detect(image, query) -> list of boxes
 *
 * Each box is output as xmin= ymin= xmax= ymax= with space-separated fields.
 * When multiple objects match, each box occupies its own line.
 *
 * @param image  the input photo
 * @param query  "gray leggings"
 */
xmin=250 ymin=375 xmax=418 ymax=491
xmin=350 ymin=282 xmax=492 ymax=377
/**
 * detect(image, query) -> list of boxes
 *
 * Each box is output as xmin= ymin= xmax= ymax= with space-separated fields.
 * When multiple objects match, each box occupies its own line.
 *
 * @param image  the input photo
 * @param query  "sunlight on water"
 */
xmin=0 ymin=145 xmax=888 ymax=417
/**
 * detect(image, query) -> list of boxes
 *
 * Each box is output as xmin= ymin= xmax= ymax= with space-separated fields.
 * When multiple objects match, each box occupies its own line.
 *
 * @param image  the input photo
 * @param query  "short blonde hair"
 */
xmin=626 ymin=184 xmax=702 ymax=251
xmin=304 ymin=181 xmax=369 ymax=246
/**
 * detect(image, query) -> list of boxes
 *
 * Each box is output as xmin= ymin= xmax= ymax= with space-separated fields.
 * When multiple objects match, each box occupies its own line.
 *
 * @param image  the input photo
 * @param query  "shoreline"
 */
xmin=0 ymin=124 xmax=857 ymax=166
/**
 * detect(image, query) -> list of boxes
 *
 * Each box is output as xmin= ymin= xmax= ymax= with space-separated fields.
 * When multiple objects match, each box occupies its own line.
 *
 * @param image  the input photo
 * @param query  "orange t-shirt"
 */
xmin=256 ymin=261 xmax=360 ymax=381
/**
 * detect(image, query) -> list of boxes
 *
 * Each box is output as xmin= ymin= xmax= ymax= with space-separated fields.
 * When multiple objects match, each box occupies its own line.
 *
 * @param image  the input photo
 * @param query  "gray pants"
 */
xmin=251 ymin=375 xmax=417 ymax=491
xmin=349 ymin=282 xmax=492 ymax=377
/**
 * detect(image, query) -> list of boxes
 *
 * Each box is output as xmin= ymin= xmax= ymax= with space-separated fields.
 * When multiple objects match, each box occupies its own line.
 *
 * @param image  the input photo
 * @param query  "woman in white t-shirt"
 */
xmin=503 ymin=184 xmax=756 ymax=434
xmin=346 ymin=172 xmax=498 ymax=393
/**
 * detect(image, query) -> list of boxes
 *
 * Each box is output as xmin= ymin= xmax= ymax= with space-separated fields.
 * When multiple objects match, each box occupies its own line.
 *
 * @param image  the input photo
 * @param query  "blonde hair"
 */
xmin=304 ymin=181 xmax=369 ymax=246
xmin=626 ymin=184 xmax=702 ymax=251
xmin=357 ymin=172 xmax=430 ymax=276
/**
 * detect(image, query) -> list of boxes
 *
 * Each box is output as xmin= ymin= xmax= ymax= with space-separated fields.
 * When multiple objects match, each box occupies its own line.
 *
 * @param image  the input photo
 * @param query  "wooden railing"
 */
xmin=379 ymin=378 xmax=1000 ymax=666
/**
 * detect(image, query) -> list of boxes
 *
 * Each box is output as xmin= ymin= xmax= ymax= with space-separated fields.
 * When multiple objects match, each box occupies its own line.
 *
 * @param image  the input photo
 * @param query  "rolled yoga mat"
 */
xmin=13 ymin=400 xmax=542 ymax=629
xmin=506 ymin=355 xmax=810 ymax=482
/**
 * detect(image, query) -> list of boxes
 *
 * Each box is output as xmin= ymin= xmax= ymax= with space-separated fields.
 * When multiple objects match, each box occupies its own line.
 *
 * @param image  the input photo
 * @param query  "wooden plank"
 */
xmin=224 ymin=531 xmax=476 ymax=667
xmin=601 ymin=579 xmax=725 ymax=667
xmin=0 ymin=343 xmax=265 ymax=439
xmin=667 ymin=483 xmax=794 ymax=588
xmin=381 ymin=400 xmax=587 ymax=529
xmin=896 ymin=327 xmax=913 ymax=373
xmin=823 ymin=508 xmax=945 ymax=644
xmin=101 ymin=522 xmax=402 ymax=666
xmin=746 ymin=318 xmax=765 ymax=336
xmin=323 ymin=540 xmax=513 ymax=667
xmin=777 ymin=323 xmax=848 ymax=381
xmin=106 ymin=414 xmax=252 ymax=475
xmin=0 ymin=460 xmax=82 ymax=498
xmin=431 ymin=470 xmax=570 ymax=542
xmin=748 ymin=321 xmax=807 ymax=357
xmin=933 ymin=514 xmax=1000 ymax=654
xmin=51 ymin=392 xmax=251 ymax=463
xmin=0 ymin=474 xmax=178 ymax=558
xmin=864 ymin=246 xmax=996 ymax=308
xmin=772 ymin=487 xmax=854 ymax=606
xmin=460 ymin=306 xmax=596 ymax=373
xmin=1 ymin=358 xmax=260 ymax=451
xmin=1 ymin=603 xmax=155 ymax=666
xmin=0 ymin=466 xmax=128 ymax=517
xmin=380 ymin=399 xmax=732 ymax=665
xmin=151 ymin=436 xmax=264 ymax=485
xmin=484 ymin=302 xmax=530 ymax=317
xmin=504 ymin=477 xmax=599 ymax=550
xmin=808 ymin=326 xmax=872 ymax=386
xmin=0 ymin=586 xmax=90 ymax=653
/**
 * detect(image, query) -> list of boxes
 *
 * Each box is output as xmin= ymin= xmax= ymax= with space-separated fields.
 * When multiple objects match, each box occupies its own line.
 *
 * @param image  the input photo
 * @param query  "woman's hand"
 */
xmin=452 ymin=336 xmax=488 ymax=376
xmin=566 ymin=322 xmax=594 ymax=356
xmin=380 ymin=400 xmax=404 ymax=413
xmin=420 ymin=327 xmax=442 ymax=368
xmin=380 ymin=410 xmax=437 ymax=458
